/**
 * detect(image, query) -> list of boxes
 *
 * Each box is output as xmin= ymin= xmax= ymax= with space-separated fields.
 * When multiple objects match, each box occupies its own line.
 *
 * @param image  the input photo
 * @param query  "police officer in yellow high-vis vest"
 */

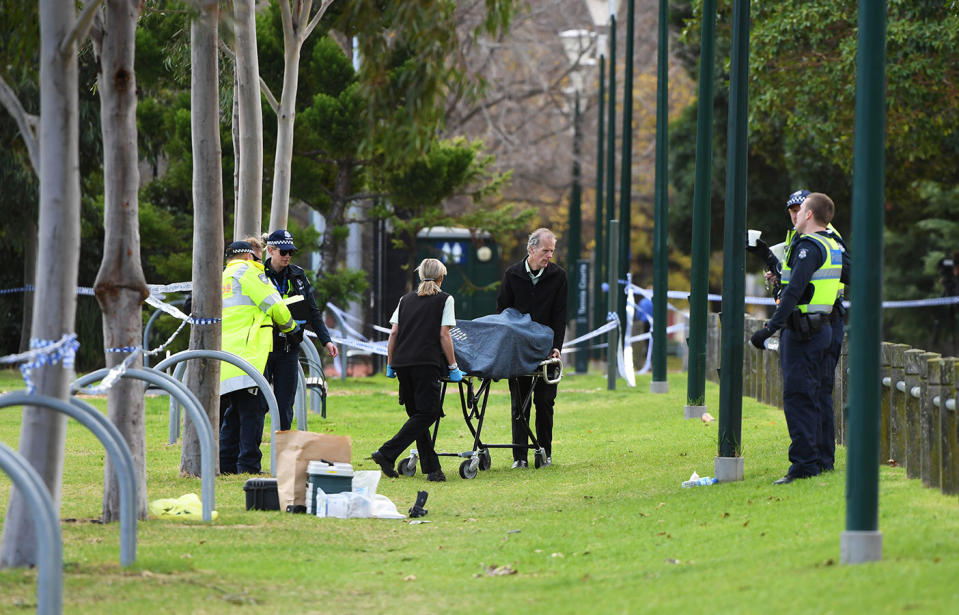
xmin=220 ymin=241 xmax=299 ymax=474
xmin=748 ymin=189 xmax=850 ymax=473
xmin=750 ymin=193 xmax=844 ymax=485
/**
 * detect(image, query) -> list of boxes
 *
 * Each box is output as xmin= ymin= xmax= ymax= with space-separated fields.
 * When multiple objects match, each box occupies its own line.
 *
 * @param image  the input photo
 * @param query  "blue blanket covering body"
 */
xmin=450 ymin=308 xmax=553 ymax=380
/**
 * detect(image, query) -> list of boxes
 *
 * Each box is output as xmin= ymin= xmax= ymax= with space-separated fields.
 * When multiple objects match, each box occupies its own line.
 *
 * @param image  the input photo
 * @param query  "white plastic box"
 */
xmin=306 ymin=461 xmax=353 ymax=516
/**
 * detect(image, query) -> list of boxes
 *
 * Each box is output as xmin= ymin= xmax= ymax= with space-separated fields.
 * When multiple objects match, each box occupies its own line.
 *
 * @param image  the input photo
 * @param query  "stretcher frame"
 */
xmin=397 ymin=357 xmax=563 ymax=479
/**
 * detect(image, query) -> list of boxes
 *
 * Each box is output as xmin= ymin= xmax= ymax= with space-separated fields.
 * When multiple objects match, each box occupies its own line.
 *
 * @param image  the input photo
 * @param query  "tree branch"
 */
xmin=62 ymin=0 xmax=106 ymax=55
xmin=260 ymin=77 xmax=279 ymax=114
xmin=219 ymin=39 xmax=235 ymax=60
xmin=303 ymin=0 xmax=335 ymax=41
xmin=0 ymin=76 xmax=40 ymax=175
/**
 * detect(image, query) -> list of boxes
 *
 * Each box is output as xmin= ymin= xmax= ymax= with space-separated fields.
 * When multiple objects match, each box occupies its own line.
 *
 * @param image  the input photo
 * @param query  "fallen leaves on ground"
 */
xmin=478 ymin=564 xmax=517 ymax=577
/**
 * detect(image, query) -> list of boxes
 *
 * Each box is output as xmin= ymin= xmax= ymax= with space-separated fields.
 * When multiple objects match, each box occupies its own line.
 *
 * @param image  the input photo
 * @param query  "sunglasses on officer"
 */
xmin=279 ymin=249 xmax=294 ymax=256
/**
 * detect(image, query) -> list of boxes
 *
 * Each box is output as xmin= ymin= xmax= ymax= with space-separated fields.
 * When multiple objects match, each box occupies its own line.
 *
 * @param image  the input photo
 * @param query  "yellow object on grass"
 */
xmin=148 ymin=493 xmax=218 ymax=520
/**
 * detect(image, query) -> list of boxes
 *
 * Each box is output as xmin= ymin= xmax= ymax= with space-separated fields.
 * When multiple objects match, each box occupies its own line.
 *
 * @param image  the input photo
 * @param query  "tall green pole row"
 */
xmin=606 ymin=14 xmax=617 ymax=327
xmin=685 ymin=0 xmax=717 ymax=413
xmin=593 ymin=53 xmax=605 ymax=360
xmin=717 ymin=0 xmax=750 ymax=458
xmin=843 ymin=0 xmax=887 ymax=565
xmin=569 ymin=92 xmax=582 ymax=319
xmin=617 ymin=0 xmax=635 ymax=333
xmin=651 ymin=0 xmax=669 ymax=392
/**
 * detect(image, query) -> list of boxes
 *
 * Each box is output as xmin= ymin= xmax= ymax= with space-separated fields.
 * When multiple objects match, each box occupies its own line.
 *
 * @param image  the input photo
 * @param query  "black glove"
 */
xmin=750 ymin=327 xmax=772 ymax=350
xmin=286 ymin=325 xmax=304 ymax=347
xmin=745 ymin=237 xmax=769 ymax=254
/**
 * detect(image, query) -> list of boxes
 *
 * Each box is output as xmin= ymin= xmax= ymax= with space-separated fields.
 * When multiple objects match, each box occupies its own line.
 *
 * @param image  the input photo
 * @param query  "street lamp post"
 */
xmin=583 ymin=0 xmax=619 ymax=364
xmin=617 ymin=0 xmax=635 ymax=340
xmin=559 ymin=28 xmax=597 ymax=374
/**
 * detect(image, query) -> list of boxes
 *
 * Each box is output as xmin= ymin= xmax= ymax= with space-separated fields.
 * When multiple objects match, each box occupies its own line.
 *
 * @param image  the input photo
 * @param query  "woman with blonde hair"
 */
xmin=242 ymin=235 xmax=265 ymax=261
xmin=371 ymin=258 xmax=464 ymax=481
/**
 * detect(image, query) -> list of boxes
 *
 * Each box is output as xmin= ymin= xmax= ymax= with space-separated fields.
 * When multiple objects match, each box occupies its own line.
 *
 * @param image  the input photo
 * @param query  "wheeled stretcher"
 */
xmin=397 ymin=357 xmax=563 ymax=479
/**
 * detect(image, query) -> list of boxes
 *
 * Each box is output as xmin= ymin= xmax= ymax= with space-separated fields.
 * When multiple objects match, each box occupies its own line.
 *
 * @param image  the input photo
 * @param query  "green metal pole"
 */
xmin=606 ymin=14 xmax=617 ymax=323
xmin=717 ymin=0 xmax=749 ymax=463
xmin=607 ymin=220 xmax=620 ymax=391
xmin=570 ymin=93 xmax=587 ymax=374
xmin=842 ymin=0 xmax=886 ymax=565
xmin=618 ymin=0 xmax=634 ymax=334
xmin=569 ymin=93 xmax=582 ymax=317
xmin=593 ymin=53 xmax=606 ymax=361
xmin=651 ymin=0 xmax=669 ymax=393
xmin=685 ymin=0 xmax=717 ymax=417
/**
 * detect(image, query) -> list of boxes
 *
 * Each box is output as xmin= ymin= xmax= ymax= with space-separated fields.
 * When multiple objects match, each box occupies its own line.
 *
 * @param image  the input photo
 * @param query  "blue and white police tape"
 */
xmin=561 ymin=318 xmax=619 ymax=348
xmin=324 ymin=302 xmax=394 ymax=339
xmin=624 ymin=281 xmax=959 ymax=310
xmin=0 ymin=334 xmax=80 ymax=394
xmin=329 ymin=335 xmax=388 ymax=356
xmin=0 ymin=285 xmax=35 ymax=295
xmin=76 ymin=347 xmax=143 ymax=395
xmin=627 ymin=321 xmax=687 ymax=345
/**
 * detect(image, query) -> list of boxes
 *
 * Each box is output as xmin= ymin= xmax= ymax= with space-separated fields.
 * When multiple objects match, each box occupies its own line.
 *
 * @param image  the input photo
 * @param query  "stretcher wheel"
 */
xmin=397 ymin=457 xmax=416 ymax=477
xmin=459 ymin=459 xmax=477 ymax=480
xmin=478 ymin=450 xmax=491 ymax=471
xmin=534 ymin=451 xmax=547 ymax=469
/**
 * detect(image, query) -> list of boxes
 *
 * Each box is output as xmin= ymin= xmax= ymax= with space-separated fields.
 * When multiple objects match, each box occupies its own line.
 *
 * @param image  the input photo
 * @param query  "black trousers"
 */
xmin=780 ymin=326 xmax=831 ymax=478
xmin=378 ymin=365 xmax=443 ymax=474
xmin=818 ymin=317 xmax=844 ymax=471
xmin=263 ymin=348 xmax=299 ymax=431
xmin=220 ymin=388 xmax=266 ymax=474
xmin=509 ymin=376 xmax=557 ymax=462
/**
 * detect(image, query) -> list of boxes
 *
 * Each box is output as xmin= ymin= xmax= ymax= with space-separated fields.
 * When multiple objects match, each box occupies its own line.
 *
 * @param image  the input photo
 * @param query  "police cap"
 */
xmin=266 ymin=229 xmax=297 ymax=252
xmin=786 ymin=189 xmax=810 ymax=209
xmin=225 ymin=241 xmax=255 ymax=258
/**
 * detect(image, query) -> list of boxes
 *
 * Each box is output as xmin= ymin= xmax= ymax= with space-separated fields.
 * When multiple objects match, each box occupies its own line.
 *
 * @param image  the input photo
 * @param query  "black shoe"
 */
xmin=371 ymin=450 xmax=399 ymax=478
xmin=773 ymin=472 xmax=816 ymax=485
xmin=427 ymin=470 xmax=446 ymax=482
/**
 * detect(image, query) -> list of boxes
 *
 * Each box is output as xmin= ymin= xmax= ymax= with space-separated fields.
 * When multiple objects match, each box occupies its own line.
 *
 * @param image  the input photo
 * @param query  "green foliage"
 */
xmin=673 ymin=1 xmax=959 ymax=348
xmin=385 ymin=138 xmax=525 ymax=272
xmin=311 ymin=267 xmax=369 ymax=308
xmin=384 ymin=140 xmax=480 ymax=210
xmin=332 ymin=0 xmax=516 ymax=167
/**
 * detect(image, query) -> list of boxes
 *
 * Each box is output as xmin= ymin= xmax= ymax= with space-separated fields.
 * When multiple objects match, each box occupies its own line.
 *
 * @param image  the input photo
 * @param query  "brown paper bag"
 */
xmin=274 ymin=430 xmax=351 ymax=510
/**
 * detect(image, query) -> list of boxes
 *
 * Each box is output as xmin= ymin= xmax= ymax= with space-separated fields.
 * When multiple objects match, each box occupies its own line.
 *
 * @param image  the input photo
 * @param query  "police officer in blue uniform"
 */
xmin=748 ymin=189 xmax=851 ymax=472
xmin=262 ymin=229 xmax=338 ymax=431
xmin=750 ymin=193 xmax=844 ymax=484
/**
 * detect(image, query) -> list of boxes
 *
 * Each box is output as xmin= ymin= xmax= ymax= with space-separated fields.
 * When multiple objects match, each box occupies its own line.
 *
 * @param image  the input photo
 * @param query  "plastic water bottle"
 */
xmin=682 ymin=476 xmax=717 ymax=487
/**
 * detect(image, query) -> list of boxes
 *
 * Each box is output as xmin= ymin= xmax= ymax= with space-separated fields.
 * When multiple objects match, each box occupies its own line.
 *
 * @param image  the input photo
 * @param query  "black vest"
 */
xmin=392 ymin=291 xmax=449 ymax=369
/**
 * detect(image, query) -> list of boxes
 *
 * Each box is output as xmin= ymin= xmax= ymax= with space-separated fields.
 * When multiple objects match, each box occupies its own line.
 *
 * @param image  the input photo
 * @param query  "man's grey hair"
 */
xmin=527 ymin=228 xmax=556 ymax=250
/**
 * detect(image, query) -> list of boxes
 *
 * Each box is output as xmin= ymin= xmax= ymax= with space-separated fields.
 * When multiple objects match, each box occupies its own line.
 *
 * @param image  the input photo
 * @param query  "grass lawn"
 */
xmin=1 ymin=366 xmax=958 ymax=614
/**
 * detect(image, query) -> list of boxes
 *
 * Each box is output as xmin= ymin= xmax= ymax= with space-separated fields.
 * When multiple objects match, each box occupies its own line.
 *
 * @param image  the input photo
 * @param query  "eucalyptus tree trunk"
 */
xmin=1 ymin=0 xmax=82 ymax=568
xmin=183 ymin=0 xmax=224 ymax=477
xmin=268 ymin=0 xmax=334 ymax=231
xmin=92 ymin=0 xmax=149 ymax=521
xmin=232 ymin=0 xmax=263 ymax=239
